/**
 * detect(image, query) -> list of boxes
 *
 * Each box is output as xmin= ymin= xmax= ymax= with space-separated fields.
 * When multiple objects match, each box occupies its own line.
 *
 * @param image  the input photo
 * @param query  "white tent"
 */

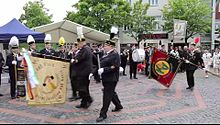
xmin=33 ymin=20 xmax=110 ymax=44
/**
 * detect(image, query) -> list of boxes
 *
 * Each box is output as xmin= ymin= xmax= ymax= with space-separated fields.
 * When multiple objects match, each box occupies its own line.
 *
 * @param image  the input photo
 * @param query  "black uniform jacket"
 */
xmin=54 ymin=50 xmax=67 ymax=59
xmin=6 ymin=53 xmax=17 ymax=79
xmin=72 ymin=45 xmax=93 ymax=78
xmin=0 ymin=52 xmax=4 ymax=70
xmin=185 ymin=50 xmax=204 ymax=71
xmin=100 ymin=50 xmax=120 ymax=83
xmin=40 ymin=48 xmax=56 ymax=56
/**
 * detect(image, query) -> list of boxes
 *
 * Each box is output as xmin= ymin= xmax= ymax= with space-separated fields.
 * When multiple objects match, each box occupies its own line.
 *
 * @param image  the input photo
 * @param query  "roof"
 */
xmin=0 ymin=18 xmax=45 ymax=42
xmin=33 ymin=20 xmax=110 ymax=43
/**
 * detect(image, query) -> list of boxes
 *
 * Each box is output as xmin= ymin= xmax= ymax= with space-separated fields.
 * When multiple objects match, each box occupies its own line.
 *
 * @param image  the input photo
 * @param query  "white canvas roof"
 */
xmin=33 ymin=20 xmax=110 ymax=43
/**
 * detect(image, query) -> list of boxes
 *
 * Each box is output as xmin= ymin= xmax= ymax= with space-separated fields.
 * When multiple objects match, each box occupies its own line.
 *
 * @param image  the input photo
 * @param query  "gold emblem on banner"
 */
xmin=155 ymin=60 xmax=170 ymax=76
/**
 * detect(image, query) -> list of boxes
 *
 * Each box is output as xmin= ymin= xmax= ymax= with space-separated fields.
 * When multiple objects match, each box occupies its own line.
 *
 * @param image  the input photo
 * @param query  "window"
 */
xmin=148 ymin=0 xmax=158 ymax=6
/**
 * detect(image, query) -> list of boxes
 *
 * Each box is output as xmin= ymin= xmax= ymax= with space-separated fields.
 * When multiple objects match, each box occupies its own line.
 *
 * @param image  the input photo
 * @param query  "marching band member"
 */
xmin=6 ymin=36 xmax=20 ymax=99
xmin=184 ymin=43 xmax=204 ymax=91
xmin=129 ymin=44 xmax=138 ymax=79
xmin=71 ymin=27 xmax=93 ymax=108
xmin=96 ymin=39 xmax=123 ymax=122
xmin=68 ymin=42 xmax=80 ymax=101
xmin=0 ymin=51 xmax=5 ymax=96
xmin=55 ymin=37 xmax=67 ymax=59
xmin=27 ymin=35 xmax=37 ymax=53
xmin=40 ymin=34 xmax=56 ymax=56
xmin=120 ymin=48 xmax=128 ymax=76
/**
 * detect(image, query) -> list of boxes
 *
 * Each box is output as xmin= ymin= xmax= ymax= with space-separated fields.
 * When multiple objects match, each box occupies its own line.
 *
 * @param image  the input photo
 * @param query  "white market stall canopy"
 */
xmin=33 ymin=20 xmax=110 ymax=43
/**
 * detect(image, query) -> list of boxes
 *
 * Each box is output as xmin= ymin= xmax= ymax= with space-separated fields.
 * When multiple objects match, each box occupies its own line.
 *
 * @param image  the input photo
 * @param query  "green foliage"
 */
xmin=65 ymin=0 xmax=131 ymax=33
xmin=162 ymin=0 xmax=211 ymax=40
xmin=125 ymin=0 xmax=156 ymax=43
xmin=19 ymin=1 xmax=53 ymax=28
xmin=19 ymin=43 xmax=57 ymax=51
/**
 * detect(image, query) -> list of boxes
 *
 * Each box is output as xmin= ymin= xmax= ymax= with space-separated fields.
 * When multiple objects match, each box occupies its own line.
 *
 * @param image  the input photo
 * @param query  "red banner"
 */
xmin=150 ymin=49 xmax=182 ymax=88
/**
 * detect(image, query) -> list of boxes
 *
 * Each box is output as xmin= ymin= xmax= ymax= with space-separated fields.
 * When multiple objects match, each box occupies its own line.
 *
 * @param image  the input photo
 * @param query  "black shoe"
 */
xmin=88 ymin=98 xmax=94 ymax=104
xmin=69 ymin=96 xmax=80 ymax=102
xmin=69 ymin=97 xmax=76 ymax=101
xmin=0 ymin=94 xmax=3 ymax=96
xmin=134 ymin=77 xmax=138 ymax=79
xmin=112 ymin=106 xmax=123 ymax=112
xmin=75 ymin=105 xmax=88 ymax=109
xmin=130 ymin=77 xmax=132 ymax=79
xmin=123 ymin=74 xmax=127 ymax=76
xmin=96 ymin=116 xmax=107 ymax=122
xmin=11 ymin=97 xmax=16 ymax=99
xmin=186 ymin=87 xmax=192 ymax=90
xmin=86 ymin=99 xmax=93 ymax=108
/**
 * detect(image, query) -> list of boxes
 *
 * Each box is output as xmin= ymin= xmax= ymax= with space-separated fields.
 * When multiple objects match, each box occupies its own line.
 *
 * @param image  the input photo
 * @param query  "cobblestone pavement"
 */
xmin=0 ymin=69 xmax=220 ymax=124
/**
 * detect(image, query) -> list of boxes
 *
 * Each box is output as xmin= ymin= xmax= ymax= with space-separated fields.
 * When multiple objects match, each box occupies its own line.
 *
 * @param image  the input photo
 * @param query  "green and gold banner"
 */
xmin=28 ymin=56 xmax=69 ymax=105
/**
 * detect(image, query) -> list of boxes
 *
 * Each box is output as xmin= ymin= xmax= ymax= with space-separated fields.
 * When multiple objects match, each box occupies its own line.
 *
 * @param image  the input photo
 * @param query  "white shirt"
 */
xmin=213 ymin=52 xmax=220 ymax=65
xmin=170 ymin=50 xmax=179 ymax=58
xmin=202 ymin=52 xmax=212 ymax=65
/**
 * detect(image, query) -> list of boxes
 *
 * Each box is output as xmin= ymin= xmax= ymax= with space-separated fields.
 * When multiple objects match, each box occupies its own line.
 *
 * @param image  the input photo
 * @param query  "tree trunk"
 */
xmin=185 ymin=37 xmax=188 ymax=46
xmin=137 ymin=40 xmax=141 ymax=49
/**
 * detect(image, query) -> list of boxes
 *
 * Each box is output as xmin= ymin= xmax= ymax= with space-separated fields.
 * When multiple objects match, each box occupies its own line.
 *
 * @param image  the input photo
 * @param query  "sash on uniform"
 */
xmin=150 ymin=49 xmax=182 ymax=88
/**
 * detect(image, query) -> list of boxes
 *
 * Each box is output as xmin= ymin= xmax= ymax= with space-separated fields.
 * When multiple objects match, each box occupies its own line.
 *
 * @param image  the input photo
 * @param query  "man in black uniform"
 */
xmin=0 ymin=51 xmax=5 ymax=96
xmin=185 ymin=43 xmax=204 ymax=91
xmin=96 ymin=39 xmax=123 ymax=122
xmin=71 ymin=35 xmax=93 ymax=108
xmin=27 ymin=35 xmax=37 ymax=53
xmin=129 ymin=44 xmax=138 ymax=79
xmin=144 ymin=46 xmax=151 ymax=77
xmin=67 ymin=42 xmax=80 ymax=101
xmin=92 ymin=44 xmax=103 ymax=83
xmin=6 ymin=36 xmax=20 ymax=99
xmin=120 ymin=48 xmax=128 ymax=76
xmin=40 ymin=34 xmax=56 ymax=56
xmin=55 ymin=37 xmax=67 ymax=59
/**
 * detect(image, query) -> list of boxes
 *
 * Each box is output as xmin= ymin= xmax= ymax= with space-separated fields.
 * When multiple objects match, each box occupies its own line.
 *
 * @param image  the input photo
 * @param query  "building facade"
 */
xmin=123 ymin=0 xmax=216 ymax=51
xmin=122 ymin=0 xmax=175 ymax=51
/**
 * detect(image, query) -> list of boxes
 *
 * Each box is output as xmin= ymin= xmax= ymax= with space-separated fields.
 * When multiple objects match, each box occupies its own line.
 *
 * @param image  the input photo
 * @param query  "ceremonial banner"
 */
xmin=150 ymin=49 xmax=182 ymax=88
xmin=28 ymin=56 xmax=69 ymax=105
xmin=173 ymin=19 xmax=187 ymax=40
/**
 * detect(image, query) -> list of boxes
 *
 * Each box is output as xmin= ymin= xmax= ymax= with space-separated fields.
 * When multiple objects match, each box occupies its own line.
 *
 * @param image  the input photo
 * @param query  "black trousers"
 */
xmin=70 ymin=76 xmax=77 ymax=97
xmin=186 ymin=70 xmax=195 ymax=88
xmin=145 ymin=63 xmax=149 ymax=76
xmin=121 ymin=64 xmax=126 ymax=75
xmin=9 ymin=74 xmax=16 ymax=98
xmin=130 ymin=62 xmax=138 ymax=78
xmin=77 ymin=78 xmax=93 ymax=107
xmin=0 ymin=68 xmax=2 ymax=86
xmin=179 ymin=63 xmax=185 ymax=72
xmin=100 ymin=81 xmax=122 ymax=118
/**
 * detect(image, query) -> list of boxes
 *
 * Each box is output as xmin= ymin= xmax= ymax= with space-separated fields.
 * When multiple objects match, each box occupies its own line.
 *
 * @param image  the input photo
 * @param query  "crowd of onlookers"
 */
xmin=119 ymin=44 xmax=220 ymax=79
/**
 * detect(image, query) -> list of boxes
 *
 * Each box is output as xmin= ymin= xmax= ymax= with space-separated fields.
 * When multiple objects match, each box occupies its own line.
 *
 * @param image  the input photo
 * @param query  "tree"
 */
xmin=65 ymin=0 xmax=131 ymax=33
xmin=125 ymin=0 xmax=156 ymax=45
xmin=19 ymin=0 xmax=53 ymax=28
xmin=162 ymin=0 xmax=211 ymax=44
